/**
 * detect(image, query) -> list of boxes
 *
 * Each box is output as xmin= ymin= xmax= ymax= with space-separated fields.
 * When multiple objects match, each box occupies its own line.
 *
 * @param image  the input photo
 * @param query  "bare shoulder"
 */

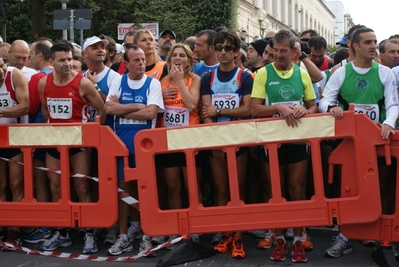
xmin=80 ymin=75 xmax=95 ymax=89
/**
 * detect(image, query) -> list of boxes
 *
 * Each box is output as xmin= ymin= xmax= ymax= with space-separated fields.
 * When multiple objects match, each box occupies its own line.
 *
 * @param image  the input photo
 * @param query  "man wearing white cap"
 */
xmin=81 ymin=36 xmax=120 ymax=128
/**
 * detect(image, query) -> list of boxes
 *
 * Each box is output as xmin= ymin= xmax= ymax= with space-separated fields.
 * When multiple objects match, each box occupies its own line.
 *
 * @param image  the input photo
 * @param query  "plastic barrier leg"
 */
xmin=372 ymin=245 xmax=398 ymax=267
xmin=156 ymin=237 xmax=216 ymax=267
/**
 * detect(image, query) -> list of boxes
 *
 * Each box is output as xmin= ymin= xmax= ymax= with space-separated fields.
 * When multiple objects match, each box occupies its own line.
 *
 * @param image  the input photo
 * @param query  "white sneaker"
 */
xmin=107 ymin=235 xmax=133 ymax=256
xmin=324 ymin=236 xmax=352 ymax=258
xmin=40 ymin=231 xmax=72 ymax=251
xmin=139 ymin=235 xmax=156 ymax=257
xmin=83 ymin=233 xmax=98 ymax=254
xmin=127 ymin=224 xmax=143 ymax=241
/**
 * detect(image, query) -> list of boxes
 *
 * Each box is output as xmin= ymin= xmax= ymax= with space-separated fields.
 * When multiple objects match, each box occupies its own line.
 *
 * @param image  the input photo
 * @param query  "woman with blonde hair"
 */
xmin=158 ymin=43 xmax=202 ymax=246
xmin=133 ymin=29 xmax=168 ymax=80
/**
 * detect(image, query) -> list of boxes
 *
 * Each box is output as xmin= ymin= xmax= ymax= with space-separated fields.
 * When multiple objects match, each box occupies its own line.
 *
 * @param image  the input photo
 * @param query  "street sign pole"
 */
xmin=69 ymin=9 xmax=75 ymax=43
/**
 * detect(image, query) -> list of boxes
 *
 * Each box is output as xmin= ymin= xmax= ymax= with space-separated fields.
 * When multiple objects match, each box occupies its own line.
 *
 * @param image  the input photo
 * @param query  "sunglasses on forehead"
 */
xmin=215 ymin=45 xmax=236 ymax=52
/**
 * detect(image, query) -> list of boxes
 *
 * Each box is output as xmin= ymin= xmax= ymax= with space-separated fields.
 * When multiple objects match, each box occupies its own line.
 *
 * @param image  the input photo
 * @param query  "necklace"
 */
xmin=280 ymin=70 xmax=289 ymax=76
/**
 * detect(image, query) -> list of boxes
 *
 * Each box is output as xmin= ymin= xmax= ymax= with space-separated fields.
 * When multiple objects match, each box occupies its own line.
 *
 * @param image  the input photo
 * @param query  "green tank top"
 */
xmin=265 ymin=63 xmax=305 ymax=117
xmin=338 ymin=62 xmax=385 ymax=123
xmin=324 ymin=69 xmax=331 ymax=84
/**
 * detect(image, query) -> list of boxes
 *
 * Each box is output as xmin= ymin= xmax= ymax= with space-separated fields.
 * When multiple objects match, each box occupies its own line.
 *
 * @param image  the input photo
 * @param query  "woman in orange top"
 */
xmin=159 ymin=43 xmax=201 ymax=211
xmin=133 ymin=29 xmax=167 ymax=80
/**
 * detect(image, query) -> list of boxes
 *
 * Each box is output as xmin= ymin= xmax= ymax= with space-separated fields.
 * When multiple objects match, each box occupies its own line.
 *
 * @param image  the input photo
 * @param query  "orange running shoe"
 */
xmin=302 ymin=229 xmax=313 ymax=250
xmin=214 ymin=234 xmax=233 ymax=253
xmin=257 ymin=230 xmax=275 ymax=249
xmin=231 ymin=236 xmax=245 ymax=259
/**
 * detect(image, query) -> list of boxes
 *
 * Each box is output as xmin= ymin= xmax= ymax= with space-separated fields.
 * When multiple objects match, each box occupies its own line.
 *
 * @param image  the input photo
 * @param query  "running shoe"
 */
xmin=252 ymin=230 xmax=266 ymax=238
xmin=324 ymin=236 xmax=352 ymax=258
xmin=302 ymin=229 xmax=313 ymax=250
xmin=104 ymin=224 xmax=118 ymax=245
xmin=270 ymin=238 xmax=287 ymax=261
xmin=214 ymin=234 xmax=233 ymax=253
xmin=127 ymin=223 xmax=143 ymax=241
xmin=40 ymin=231 xmax=72 ymax=251
xmin=139 ymin=235 xmax=156 ymax=257
xmin=83 ymin=232 xmax=98 ymax=254
xmin=22 ymin=228 xmax=52 ymax=244
xmin=231 ymin=236 xmax=245 ymax=259
xmin=211 ymin=232 xmax=224 ymax=244
xmin=107 ymin=235 xmax=133 ymax=256
xmin=291 ymin=240 xmax=308 ymax=263
xmin=2 ymin=230 xmax=22 ymax=251
xmin=257 ymin=230 xmax=275 ymax=249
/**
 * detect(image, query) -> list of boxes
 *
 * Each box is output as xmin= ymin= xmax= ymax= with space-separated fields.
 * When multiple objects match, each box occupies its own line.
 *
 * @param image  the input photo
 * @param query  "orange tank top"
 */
xmin=160 ymin=75 xmax=200 ymax=127
xmin=146 ymin=61 xmax=166 ymax=80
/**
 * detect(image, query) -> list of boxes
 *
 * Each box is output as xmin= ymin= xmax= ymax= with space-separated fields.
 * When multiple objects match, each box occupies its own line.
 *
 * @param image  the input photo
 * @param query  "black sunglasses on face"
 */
xmin=215 ymin=45 xmax=235 ymax=52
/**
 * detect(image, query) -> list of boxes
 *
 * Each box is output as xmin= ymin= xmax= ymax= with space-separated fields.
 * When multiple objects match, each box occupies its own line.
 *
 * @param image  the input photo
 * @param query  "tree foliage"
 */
xmin=2 ymin=0 xmax=238 ymax=44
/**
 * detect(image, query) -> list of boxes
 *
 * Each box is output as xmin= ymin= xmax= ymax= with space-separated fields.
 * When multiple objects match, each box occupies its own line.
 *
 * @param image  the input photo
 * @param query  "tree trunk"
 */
xmin=31 ymin=0 xmax=46 ymax=41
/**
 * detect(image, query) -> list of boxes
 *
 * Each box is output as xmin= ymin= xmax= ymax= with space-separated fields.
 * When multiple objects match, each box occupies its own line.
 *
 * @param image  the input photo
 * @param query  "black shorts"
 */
xmin=33 ymin=148 xmax=46 ymax=161
xmin=47 ymin=148 xmax=87 ymax=160
xmin=0 ymin=148 xmax=22 ymax=159
xmin=156 ymin=151 xmax=203 ymax=168
xmin=263 ymin=144 xmax=310 ymax=165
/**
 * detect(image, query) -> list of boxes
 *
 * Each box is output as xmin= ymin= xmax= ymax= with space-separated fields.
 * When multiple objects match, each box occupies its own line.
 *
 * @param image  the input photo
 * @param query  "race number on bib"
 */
xmin=164 ymin=106 xmax=189 ymax=127
xmin=271 ymin=101 xmax=300 ymax=117
xmin=47 ymin=98 xmax=72 ymax=119
xmin=119 ymin=117 xmax=146 ymax=125
xmin=212 ymin=94 xmax=239 ymax=109
xmin=87 ymin=105 xmax=98 ymax=122
xmin=0 ymin=92 xmax=12 ymax=109
xmin=354 ymin=103 xmax=379 ymax=123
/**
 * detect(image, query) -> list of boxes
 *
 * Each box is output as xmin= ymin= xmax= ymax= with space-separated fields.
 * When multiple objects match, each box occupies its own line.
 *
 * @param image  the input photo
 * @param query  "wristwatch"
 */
xmin=216 ymin=107 xmax=221 ymax=116
xmin=327 ymin=105 xmax=338 ymax=111
xmin=299 ymin=51 xmax=308 ymax=60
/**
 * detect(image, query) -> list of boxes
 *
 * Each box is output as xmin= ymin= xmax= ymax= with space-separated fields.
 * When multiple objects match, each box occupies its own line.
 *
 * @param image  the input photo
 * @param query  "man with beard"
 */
xmin=158 ymin=29 xmax=176 ymax=61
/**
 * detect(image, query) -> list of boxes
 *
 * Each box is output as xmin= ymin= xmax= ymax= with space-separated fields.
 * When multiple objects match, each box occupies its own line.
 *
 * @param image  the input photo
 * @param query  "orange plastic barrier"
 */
xmin=127 ymin=109 xmax=385 ymax=237
xmin=340 ymin=136 xmax=399 ymax=245
xmin=0 ymin=118 xmax=128 ymax=228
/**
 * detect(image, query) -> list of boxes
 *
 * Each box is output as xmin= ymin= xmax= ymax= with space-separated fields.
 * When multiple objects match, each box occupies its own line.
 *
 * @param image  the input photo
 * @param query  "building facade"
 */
xmin=237 ymin=0 xmax=336 ymax=45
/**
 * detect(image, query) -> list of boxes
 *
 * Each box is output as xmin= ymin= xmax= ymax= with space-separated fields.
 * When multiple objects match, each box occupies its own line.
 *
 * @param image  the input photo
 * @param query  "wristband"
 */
xmin=94 ymin=84 xmax=101 ymax=92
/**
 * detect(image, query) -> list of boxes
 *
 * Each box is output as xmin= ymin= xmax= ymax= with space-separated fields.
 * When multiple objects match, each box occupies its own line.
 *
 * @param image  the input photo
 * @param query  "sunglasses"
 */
xmin=215 ymin=45 xmax=235 ymax=52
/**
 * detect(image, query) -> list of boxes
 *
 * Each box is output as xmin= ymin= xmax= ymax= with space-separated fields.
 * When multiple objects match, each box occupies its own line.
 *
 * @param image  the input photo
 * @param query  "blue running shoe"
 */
xmin=22 ymin=228 xmax=52 ymax=244
xmin=40 ymin=231 xmax=72 ymax=251
xmin=83 ymin=233 xmax=98 ymax=254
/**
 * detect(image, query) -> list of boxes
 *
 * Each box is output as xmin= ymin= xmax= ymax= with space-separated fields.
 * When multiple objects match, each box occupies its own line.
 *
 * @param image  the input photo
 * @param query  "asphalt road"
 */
xmin=1 ymin=226 xmax=395 ymax=267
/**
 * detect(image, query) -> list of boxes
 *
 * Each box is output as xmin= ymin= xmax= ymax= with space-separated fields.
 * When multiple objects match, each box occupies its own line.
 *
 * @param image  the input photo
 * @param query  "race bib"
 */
xmin=164 ymin=106 xmax=189 ymax=127
xmin=47 ymin=98 xmax=72 ymax=119
xmin=119 ymin=117 xmax=146 ymax=125
xmin=212 ymin=93 xmax=239 ymax=109
xmin=271 ymin=101 xmax=300 ymax=117
xmin=87 ymin=105 xmax=98 ymax=122
xmin=0 ymin=92 xmax=12 ymax=109
xmin=354 ymin=103 xmax=379 ymax=123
